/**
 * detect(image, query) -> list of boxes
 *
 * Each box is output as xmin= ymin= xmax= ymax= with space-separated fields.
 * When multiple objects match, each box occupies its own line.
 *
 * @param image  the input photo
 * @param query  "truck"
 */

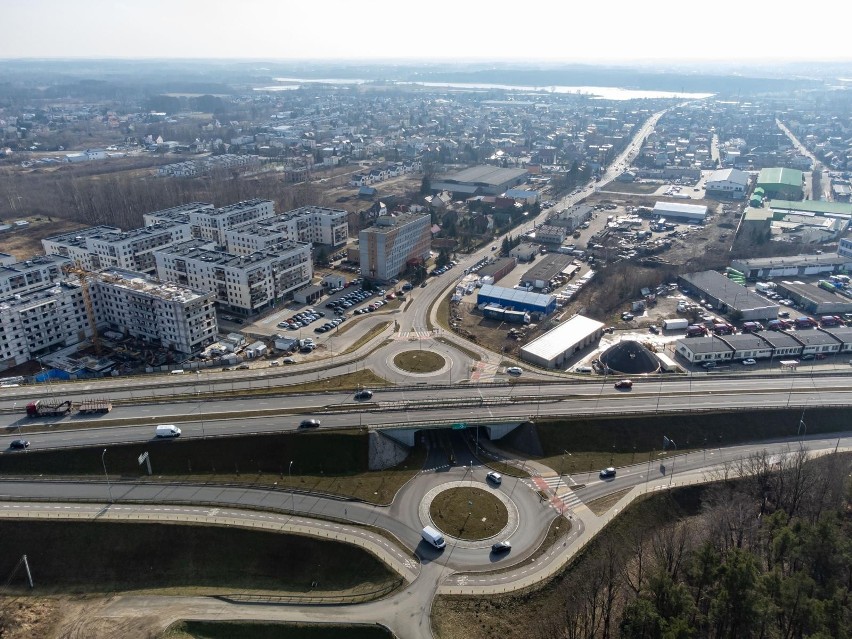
xmin=662 ymin=318 xmax=689 ymax=332
xmin=795 ymin=316 xmax=818 ymax=329
xmin=686 ymin=324 xmax=708 ymax=337
xmin=819 ymin=315 xmax=842 ymax=327
xmin=713 ymin=322 xmax=734 ymax=335
xmin=26 ymin=399 xmax=72 ymax=417
xmin=76 ymin=399 xmax=113 ymax=414
xmin=818 ymin=280 xmax=837 ymax=292
xmin=742 ymin=321 xmax=764 ymax=333
xmin=26 ymin=398 xmax=113 ymax=417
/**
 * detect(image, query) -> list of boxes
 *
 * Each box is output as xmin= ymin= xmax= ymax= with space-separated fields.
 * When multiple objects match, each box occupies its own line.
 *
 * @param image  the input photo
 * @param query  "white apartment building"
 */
xmin=142 ymin=202 xmax=213 ymax=228
xmin=0 ymin=282 xmax=94 ymax=370
xmin=188 ymin=198 xmax=275 ymax=244
xmin=94 ymin=269 xmax=217 ymax=354
xmin=0 ymin=269 xmax=218 ymax=371
xmin=224 ymin=206 xmax=349 ymax=255
xmin=359 ymin=213 xmax=432 ymax=282
xmin=0 ymin=255 xmax=71 ymax=296
xmin=42 ymin=222 xmax=193 ymax=274
xmin=154 ymin=239 xmax=313 ymax=315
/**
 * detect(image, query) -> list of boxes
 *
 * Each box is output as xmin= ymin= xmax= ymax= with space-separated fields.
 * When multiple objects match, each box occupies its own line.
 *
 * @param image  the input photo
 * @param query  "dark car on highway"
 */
xmin=354 ymin=389 xmax=373 ymax=400
xmin=614 ymin=379 xmax=633 ymax=390
xmin=599 ymin=467 xmax=616 ymax=479
xmin=299 ymin=419 xmax=321 ymax=429
xmin=10 ymin=439 xmax=30 ymax=450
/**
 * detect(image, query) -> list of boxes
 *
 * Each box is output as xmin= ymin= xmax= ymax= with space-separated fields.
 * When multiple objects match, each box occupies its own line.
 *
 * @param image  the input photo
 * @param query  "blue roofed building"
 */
xmin=476 ymin=284 xmax=556 ymax=316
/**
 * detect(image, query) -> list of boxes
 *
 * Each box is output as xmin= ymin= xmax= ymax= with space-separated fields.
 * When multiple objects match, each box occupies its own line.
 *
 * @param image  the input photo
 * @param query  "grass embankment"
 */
xmin=429 ymin=487 xmax=508 ymax=540
xmin=166 ymin=621 xmax=393 ymax=639
xmin=0 ymin=521 xmax=400 ymax=597
xmin=432 ymin=486 xmax=706 ymax=639
xmin=393 ymin=350 xmax=445 ymax=373
xmin=523 ymin=407 xmax=851 ymax=478
xmin=341 ymin=321 xmax=391 ymax=355
xmin=0 ymin=431 xmax=427 ymax=505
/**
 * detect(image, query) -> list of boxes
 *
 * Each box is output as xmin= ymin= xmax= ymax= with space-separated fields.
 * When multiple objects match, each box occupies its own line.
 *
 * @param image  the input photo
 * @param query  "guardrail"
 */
xmin=215 ymin=580 xmax=402 ymax=605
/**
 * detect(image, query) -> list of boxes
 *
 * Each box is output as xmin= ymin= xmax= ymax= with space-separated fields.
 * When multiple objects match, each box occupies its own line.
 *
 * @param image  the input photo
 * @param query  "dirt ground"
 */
xmin=0 ymin=595 xmax=164 ymax=639
xmin=0 ymin=217 xmax=89 ymax=261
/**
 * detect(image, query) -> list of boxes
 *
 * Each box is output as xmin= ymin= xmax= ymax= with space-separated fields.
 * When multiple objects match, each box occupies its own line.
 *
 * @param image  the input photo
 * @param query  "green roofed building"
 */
xmin=756 ymin=168 xmax=804 ymax=201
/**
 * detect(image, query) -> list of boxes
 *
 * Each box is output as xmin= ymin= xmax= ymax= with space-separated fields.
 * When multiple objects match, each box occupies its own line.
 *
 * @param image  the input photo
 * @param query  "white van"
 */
xmin=169 ymin=369 xmax=185 ymax=375
xmin=574 ymin=365 xmax=593 ymax=374
xmin=421 ymin=525 xmax=446 ymax=549
xmin=155 ymin=425 xmax=181 ymax=438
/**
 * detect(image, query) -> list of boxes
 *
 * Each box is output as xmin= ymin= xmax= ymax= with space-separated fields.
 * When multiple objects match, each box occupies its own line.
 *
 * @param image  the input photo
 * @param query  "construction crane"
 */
xmin=62 ymin=264 xmax=102 ymax=356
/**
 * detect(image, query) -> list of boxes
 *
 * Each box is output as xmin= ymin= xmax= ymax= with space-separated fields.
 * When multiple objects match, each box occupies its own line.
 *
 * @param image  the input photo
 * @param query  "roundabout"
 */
xmin=429 ymin=486 xmax=508 ymax=540
xmin=393 ymin=350 xmax=446 ymax=374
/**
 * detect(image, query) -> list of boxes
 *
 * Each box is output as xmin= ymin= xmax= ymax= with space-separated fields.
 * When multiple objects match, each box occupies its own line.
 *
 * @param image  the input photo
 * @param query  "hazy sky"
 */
xmin=2 ymin=0 xmax=851 ymax=63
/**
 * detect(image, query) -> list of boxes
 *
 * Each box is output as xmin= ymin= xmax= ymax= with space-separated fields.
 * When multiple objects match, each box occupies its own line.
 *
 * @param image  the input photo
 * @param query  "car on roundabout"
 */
xmin=491 ymin=540 xmax=512 ymax=553
xmin=486 ymin=471 xmax=502 ymax=485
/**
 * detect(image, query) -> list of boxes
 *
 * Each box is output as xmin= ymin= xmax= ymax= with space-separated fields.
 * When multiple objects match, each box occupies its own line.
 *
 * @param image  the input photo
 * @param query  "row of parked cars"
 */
xmin=278 ymin=309 xmax=326 ymax=331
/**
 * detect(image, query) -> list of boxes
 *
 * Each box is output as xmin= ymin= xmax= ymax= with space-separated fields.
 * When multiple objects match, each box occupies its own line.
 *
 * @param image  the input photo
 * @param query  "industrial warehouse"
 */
xmin=520 ymin=314 xmax=604 ymax=369
xmin=679 ymin=270 xmax=779 ymax=320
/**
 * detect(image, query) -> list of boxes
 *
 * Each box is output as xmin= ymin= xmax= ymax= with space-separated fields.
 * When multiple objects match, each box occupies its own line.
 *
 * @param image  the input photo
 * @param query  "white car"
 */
xmin=506 ymin=367 xmax=523 ymax=376
xmin=741 ymin=358 xmax=757 ymax=366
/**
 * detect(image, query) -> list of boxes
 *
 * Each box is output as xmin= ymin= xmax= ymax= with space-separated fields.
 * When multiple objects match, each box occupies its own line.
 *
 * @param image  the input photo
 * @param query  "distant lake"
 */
xmin=256 ymin=78 xmax=713 ymax=100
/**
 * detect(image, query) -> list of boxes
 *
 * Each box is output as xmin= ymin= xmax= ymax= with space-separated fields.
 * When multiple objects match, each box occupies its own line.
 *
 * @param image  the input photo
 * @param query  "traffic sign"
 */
xmin=451 ymin=422 xmax=467 ymax=430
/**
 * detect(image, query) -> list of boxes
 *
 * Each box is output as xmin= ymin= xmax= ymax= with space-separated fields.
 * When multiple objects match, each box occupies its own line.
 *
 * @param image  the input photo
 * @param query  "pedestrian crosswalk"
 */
xmin=526 ymin=474 xmax=584 ymax=514
xmin=395 ymin=329 xmax=435 ymax=341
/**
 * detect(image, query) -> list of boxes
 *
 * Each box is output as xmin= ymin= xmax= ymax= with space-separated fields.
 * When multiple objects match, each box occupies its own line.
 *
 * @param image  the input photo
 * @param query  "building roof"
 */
xmin=707 ymin=168 xmax=749 ymax=186
xmin=521 ymin=314 xmax=604 ymax=361
xmin=720 ymin=334 xmax=772 ymax=350
xmin=521 ymin=254 xmax=572 ymax=285
xmin=793 ymin=330 xmax=841 ymax=347
xmin=758 ymin=332 xmax=802 ymax=348
xmin=732 ymin=252 xmax=852 ymax=269
xmin=776 ymin=280 xmax=847 ymax=304
xmin=478 ymin=284 xmax=555 ymax=309
xmin=653 ymin=202 xmax=708 ymax=217
xmin=477 ymin=257 xmax=516 ymax=278
xmin=757 ymin=168 xmax=803 ymax=188
xmin=681 ymin=270 xmax=778 ymax=312
xmin=361 ymin=213 xmax=430 ymax=234
xmin=441 ymin=165 xmax=527 ymax=187
xmin=822 ymin=327 xmax=852 ymax=342
xmin=767 ymin=199 xmax=852 ymax=218
xmin=678 ymin=336 xmax=733 ymax=354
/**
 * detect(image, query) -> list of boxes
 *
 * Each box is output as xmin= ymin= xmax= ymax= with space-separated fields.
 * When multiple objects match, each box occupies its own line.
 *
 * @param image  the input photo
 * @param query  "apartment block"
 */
xmin=224 ymin=206 xmax=349 ymax=255
xmin=94 ymin=269 xmax=217 ymax=354
xmin=142 ymin=202 xmax=214 ymax=228
xmin=154 ymin=239 xmax=313 ymax=315
xmin=0 ymin=268 xmax=218 ymax=371
xmin=0 ymin=255 xmax=71 ymax=296
xmin=359 ymin=214 xmax=431 ymax=282
xmin=42 ymin=221 xmax=193 ymax=274
xmin=0 ymin=282 xmax=94 ymax=370
xmin=187 ymin=198 xmax=275 ymax=244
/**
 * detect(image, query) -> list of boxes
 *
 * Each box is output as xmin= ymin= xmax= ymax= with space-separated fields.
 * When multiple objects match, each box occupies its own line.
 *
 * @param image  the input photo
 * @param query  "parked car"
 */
xmin=236 ymin=364 xmax=250 ymax=370
xmin=741 ymin=358 xmax=757 ymax=366
xmin=614 ymin=379 xmax=633 ymax=390
xmin=599 ymin=467 xmax=617 ymax=479
xmin=299 ymin=419 xmax=321 ymax=429
xmin=506 ymin=367 xmax=523 ymax=376
xmin=621 ymin=312 xmax=634 ymax=321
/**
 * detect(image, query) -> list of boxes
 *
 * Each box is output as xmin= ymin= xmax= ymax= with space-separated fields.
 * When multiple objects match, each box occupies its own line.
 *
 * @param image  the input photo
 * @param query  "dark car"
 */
xmin=354 ymin=389 xmax=374 ymax=400
xmin=491 ymin=540 xmax=512 ymax=553
xmin=10 ymin=439 xmax=30 ymax=450
xmin=614 ymin=379 xmax=633 ymax=390
xmin=599 ymin=467 xmax=617 ymax=479
xmin=299 ymin=419 xmax=321 ymax=429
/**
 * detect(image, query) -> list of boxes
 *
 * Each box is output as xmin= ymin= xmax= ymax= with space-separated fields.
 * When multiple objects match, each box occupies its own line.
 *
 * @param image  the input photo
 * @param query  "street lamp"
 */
xmin=101 ymin=448 xmax=114 ymax=504
xmin=288 ymin=460 xmax=294 ymax=515
xmin=664 ymin=436 xmax=677 ymax=488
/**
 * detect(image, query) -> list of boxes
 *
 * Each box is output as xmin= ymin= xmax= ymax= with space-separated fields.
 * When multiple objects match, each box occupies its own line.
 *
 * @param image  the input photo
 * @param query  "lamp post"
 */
xmin=101 ymin=448 xmax=113 ymax=504
xmin=288 ymin=460 xmax=294 ymax=515
xmin=13 ymin=402 xmax=22 ymax=437
xmin=664 ymin=436 xmax=677 ymax=488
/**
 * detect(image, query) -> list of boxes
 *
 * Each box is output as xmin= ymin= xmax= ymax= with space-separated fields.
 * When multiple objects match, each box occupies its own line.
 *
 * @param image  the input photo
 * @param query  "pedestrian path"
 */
xmin=526 ymin=475 xmax=584 ymax=514
xmin=394 ymin=329 xmax=435 ymax=341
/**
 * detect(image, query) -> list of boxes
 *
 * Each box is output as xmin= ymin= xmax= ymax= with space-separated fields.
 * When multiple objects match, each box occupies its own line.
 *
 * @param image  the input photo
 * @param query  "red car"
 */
xmin=614 ymin=380 xmax=633 ymax=390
